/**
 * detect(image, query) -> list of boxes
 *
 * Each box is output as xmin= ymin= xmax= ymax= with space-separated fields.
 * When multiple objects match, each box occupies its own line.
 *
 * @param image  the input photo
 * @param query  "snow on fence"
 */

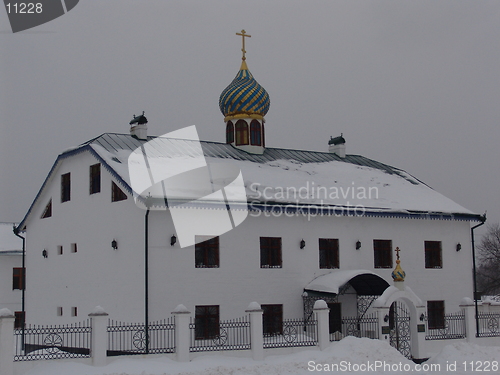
xmin=425 ymin=311 xmax=466 ymax=340
xmin=330 ymin=313 xmax=379 ymax=342
xmin=189 ymin=316 xmax=251 ymax=352
xmin=263 ymin=318 xmax=318 ymax=349
xmin=14 ymin=319 xmax=91 ymax=361
xmin=107 ymin=318 xmax=175 ymax=356
xmin=477 ymin=313 xmax=500 ymax=338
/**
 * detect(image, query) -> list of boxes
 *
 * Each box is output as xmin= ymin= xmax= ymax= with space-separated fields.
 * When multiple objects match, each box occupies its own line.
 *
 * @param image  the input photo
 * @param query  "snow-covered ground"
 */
xmin=22 ymin=336 xmax=500 ymax=375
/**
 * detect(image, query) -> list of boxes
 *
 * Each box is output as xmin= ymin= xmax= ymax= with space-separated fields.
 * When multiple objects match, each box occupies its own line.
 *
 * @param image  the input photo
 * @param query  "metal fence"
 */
xmin=14 ymin=320 xmax=92 ymax=361
xmin=478 ymin=313 xmax=500 ymax=338
xmin=263 ymin=318 xmax=317 ymax=349
xmin=330 ymin=313 xmax=379 ymax=341
xmin=189 ymin=316 xmax=251 ymax=352
xmin=425 ymin=311 xmax=466 ymax=340
xmin=107 ymin=318 xmax=175 ymax=356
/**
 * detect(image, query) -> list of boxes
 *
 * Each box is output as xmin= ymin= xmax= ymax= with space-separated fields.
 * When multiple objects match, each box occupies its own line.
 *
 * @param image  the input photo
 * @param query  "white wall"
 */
xmin=0 ymin=254 xmax=22 ymax=313
xmin=23 ymin=150 xmax=476 ymax=324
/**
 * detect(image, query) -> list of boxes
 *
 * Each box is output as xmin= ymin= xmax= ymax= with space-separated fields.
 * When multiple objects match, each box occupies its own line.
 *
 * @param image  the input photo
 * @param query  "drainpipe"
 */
xmin=471 ymin=213 xmax=486 ymax=337
xmin=13 ymin=225 xmax=25 ymax=348
xmin=145 ymin=209 xmax=150 ymax=354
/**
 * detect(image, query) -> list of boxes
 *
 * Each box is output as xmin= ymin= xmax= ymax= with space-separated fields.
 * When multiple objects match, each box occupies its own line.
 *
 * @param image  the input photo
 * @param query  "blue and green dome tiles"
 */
xmin=219 ymin=61 xmax=270 ymax=120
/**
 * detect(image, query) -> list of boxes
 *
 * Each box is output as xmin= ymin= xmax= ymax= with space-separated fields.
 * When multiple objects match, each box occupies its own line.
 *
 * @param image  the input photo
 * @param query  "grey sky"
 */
xmin=1 ymin=1 xmax=499 ymax=231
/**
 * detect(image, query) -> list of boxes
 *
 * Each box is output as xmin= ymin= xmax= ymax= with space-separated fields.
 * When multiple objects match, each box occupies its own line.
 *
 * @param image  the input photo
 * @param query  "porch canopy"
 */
xmin=304 ymin=270 xmax=389 ymax=296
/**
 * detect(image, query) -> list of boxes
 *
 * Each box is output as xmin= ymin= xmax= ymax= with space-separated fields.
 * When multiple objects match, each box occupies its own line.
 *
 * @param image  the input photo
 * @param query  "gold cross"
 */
xmin=395 ymin=247 xmax=401 ymax=260
xmin=236 ymin=29 xmax=251 ymax=61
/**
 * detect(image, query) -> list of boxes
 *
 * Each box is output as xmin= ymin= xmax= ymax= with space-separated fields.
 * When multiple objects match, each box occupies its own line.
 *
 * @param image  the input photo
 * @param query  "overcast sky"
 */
xmin=1 ymin=1 xmax=499 ymax=233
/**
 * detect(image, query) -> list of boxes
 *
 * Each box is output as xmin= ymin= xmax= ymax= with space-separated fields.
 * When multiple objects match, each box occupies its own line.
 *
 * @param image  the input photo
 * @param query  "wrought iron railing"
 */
xmin=189 ymin=316 xmax=251 ymax=352
xmin=425 ymin=311 xmax=466 ymax=340
xmin=14 ymin=320 xmax=91 ymax=361
xmin=478 ymin=313 xmax=500 ymax=337
xmin=263 ymin=318 xmax=317 ymax=349
xmin=330 ymin=313 xmax=379 ymax=341
xmin=107 ymin=318 xmax=175 ymax=356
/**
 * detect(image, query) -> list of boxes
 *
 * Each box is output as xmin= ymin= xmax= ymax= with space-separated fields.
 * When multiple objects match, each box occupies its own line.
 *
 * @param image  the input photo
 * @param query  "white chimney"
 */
xmin=328 ymin=134 xmax=346 ymax=158
xmin=129 ymin=112 xmax=148 ymax=141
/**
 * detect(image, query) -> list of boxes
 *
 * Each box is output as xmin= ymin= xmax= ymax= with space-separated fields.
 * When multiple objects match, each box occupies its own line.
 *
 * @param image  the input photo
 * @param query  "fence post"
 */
xmin=374 ymin=306 xmax=390 ymax=344
xmin=172 ymin=304 xmax=190 ymax=362
xmin=88 ymin=306 xmax=109 ymax=366
xmin=245 ymin=302 xmax=263 ymax=361
xmin=0 ymin=308 xmax=15 ymax=375
xmin=460 ymin=297 xmax=477 ymax=343
xmin=313 ymin=300 xmax=330 ymax=350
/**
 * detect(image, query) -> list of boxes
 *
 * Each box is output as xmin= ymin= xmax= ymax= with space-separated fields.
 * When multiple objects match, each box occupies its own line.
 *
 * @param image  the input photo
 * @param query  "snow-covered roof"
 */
xmin=18 ymin=133 xmax=481 ymax=230
xmin=304 ymin=270 xmax=389 ymax=295
xmin=0 ymin=223 xmax=22 ymax=255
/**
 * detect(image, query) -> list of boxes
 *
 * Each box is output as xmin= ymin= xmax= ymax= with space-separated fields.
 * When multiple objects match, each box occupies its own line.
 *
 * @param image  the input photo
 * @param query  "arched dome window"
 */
xmin=226 ymin=121 xmax=234 ymax=144
xmin=235 ymin=120 xmax=249 ymax=146
xmin=250 ymin=120 xmax=261 ymax=146
xmin=262 ymin=122 xmax=265 ymax=147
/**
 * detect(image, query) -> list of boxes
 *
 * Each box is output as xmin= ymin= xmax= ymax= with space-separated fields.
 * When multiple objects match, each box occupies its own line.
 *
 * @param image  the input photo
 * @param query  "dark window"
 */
xmin=61 ymin=173 xmax=71 ymax=202
xmin=111 ymin=182 xmax=127 ymax=202
xmin=250 ymin=120 xmax=261 ymax=146
xmin=58 ymin=245 xmax=63 ymax=255
xmin=425 ymin=241 xmax=442 ymax=268
xmin=427 ymin=300 xmax=445 ymax=329
xmin=327 ymin=303 xmax=342 ymax=333
xmin=226 ymin=121 xmax=234 ymax=144
xmin=14 ymin=311 xmax=25 ymax=329
xmin=195 ymin=237 xmax=219 ymax=268
xmin=195 ymin=305 xmax=219 ymax=339
xmin=373 ymin=239 xmax=392 ymax=268
xmin=235 ymin=120 xmax=249 ymax=146
xmin=262 ymin=304 xmax=283 ymax=336
xmin=13 ymin=268 xmax=25 ymax=290
xmin=71 ymin=243 xmax=77 ymax=253
xmin=71 ymin=307 xmax=78 ymax=317
xmin=260 ymin=237 xmax=282 ymax=268
xmin=90 ymin=163 xmax=101 ymax=194
xmin=262 ymin=122 xmax=265 ymax=147
xmin=319 ymin=238 xmax=339 ymax=269
xmin=41 ymin=199 xmax=52 ymax=219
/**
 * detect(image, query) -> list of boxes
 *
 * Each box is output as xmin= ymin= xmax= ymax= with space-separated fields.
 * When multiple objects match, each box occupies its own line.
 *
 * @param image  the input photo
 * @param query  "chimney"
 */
xmin=328 ymin=134 xmax=346 ymax=158
xmin=129 ymin=112 xmax=148 ymax=141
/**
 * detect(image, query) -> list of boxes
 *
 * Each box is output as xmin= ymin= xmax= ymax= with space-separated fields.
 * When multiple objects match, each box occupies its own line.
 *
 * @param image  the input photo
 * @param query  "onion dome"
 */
xmin=391 ymin=247 xmax=406 ymax=282
xmin=219 ymin=60 xmax=270 ymax=121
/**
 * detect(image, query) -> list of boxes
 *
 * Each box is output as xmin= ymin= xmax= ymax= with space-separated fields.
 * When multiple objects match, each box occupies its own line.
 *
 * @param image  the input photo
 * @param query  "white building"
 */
xmin=0 ymin=223 xmax=23 ymax=326
xmin=16 ymin=41 xmax=483 ymax=357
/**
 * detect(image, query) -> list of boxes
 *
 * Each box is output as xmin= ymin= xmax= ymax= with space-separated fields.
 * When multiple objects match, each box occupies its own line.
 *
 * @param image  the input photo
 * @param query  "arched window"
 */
xmin=235 ymin=120 xmax=249 ymax=146
xmin=250 ymin=120 xmax=261 ymax=146
xmin=226 ymin=121 xmax=234 ymax=144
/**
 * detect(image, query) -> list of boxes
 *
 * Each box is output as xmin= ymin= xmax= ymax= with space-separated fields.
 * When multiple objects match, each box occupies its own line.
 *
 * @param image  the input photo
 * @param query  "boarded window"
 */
xmin=90 ymin=163 xmax=101 ymax=194
xmin=250 ymin=120 xmax=261 ymax=146
xmin=373 ymin=239 xmax=392 ymax=268
xmin=235 ymin=120 xmax=249 ymax=146
xmin=195 ymin=305 xmax=219 ymax=340
xmin=319 ymin=238 xmax=339 ymax=269
xmin=260 ymin=237 xmax=282 ymax=268
xmin=41 ymin=199 xmax=52 ymax=219
xmin=195 ymin=236 xmax=219 ymax=268
xmin=12 ymin=268 xmax=25 ymax=290
xmin=111 ymin=182 xmax=127 ymax=202
xmin=226 ymin=121 xmax=234 ymax=143
xmin=427 ymin=300 xmax=445 ymax=329
xmin=61 ymin=173 xmax=71 ymax=202
xmin=262 ymin=304 xmax=283 ymax=336
xmin=425 ymin=241 xmax=442 ymax=268
xmin=14 ymin=311 xmax=25 ymax=329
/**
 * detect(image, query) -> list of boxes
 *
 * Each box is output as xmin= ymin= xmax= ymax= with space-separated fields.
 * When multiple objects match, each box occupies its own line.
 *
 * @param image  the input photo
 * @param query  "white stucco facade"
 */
xmin=17 ymin=145 xmax=479 ymax=326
